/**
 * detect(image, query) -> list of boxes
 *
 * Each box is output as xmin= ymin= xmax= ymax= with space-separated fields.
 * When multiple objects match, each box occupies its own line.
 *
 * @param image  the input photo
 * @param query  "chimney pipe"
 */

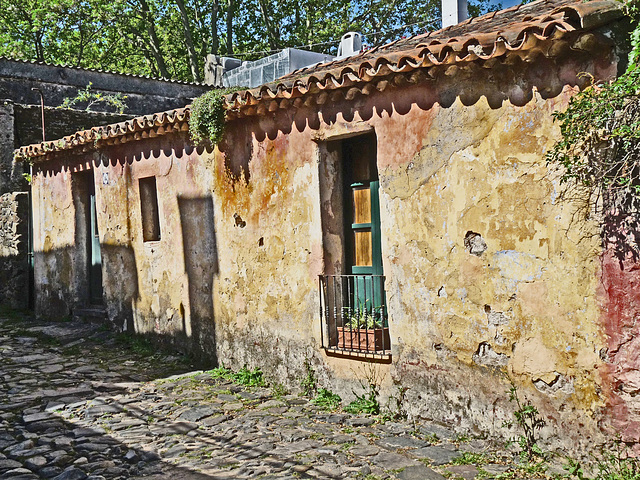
xmin=442 ymin=0 xmax=468 ymax=28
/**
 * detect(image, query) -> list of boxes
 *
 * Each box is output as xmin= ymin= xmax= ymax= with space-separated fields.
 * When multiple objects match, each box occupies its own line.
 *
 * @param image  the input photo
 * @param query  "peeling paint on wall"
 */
xmin=27 ymin=38 xmax=627 ymax=453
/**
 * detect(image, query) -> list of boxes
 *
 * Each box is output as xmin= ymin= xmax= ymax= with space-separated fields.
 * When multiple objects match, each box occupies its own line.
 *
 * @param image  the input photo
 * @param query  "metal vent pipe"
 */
xmin=442 ymin=0 xmax=468 ymax=28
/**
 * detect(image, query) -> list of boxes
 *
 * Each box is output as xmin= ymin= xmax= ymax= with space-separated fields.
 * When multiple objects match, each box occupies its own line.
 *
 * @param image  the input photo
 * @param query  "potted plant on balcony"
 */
xmin=337 ymin=306 xmax=390 ymax=352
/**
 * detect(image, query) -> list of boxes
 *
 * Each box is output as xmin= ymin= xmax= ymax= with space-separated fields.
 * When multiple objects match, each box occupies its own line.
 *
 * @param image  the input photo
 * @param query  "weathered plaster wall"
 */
xmin=29 ymin=31 xmax=626 ymax=451
xmin=372 ymin=90 xmax=604 ymax=447
xmin=196 ymin=40 xmax=618 ymax=449
xmin=32 ymin=136 xmax=221 ymax=362
xmin=96 ymin=138 xmax=219 ymax=362
xmin=0 ymin=191 xmax=29 ymax=309
xmin=32 ymin=161 xmax=80 ymax=317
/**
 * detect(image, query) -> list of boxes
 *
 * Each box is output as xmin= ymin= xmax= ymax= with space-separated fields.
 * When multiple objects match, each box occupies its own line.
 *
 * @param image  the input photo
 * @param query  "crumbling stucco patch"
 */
xmin=465 ymin=231 xmax=487 ymax=256
xmin=533 ymin=372 xmax=575 ymax=395
xmin=472 ymin=342 xmax=509 ymax=367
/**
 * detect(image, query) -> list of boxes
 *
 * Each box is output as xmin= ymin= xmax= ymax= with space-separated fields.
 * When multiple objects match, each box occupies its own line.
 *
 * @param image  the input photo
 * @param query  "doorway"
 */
xmin=75 ymin=170 xmax=103 ymax=305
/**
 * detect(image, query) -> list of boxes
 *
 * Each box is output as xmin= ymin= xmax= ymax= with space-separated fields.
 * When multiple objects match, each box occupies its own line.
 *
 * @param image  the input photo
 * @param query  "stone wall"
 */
xmin=0 ymin=191 xmax=29 ymax=309
xmin=0 ymin=57 xmax=209 ymax=115
xmin=0 ymin=57 xmax=212 ymax=310
xmin=0 ymin=102 xmax=15 ymax=194
xmin=13 ymin=104 xmax=132 ymax=149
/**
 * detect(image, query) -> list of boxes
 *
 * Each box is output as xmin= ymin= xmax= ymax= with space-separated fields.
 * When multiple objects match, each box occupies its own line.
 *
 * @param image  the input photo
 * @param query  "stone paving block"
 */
xmin=346 ymin=417 xmax=376 ymax=426
xmin=177 ymin=406 xmax=218 ymax=422
xmin=39 ymin=466 xmax=63 ymax=478
xmin=1 ymin=472 xmax=40 ymax=480
xmin=376 ymin=435 xmax=429 ymax=450
xmin=52 ymin=467 xmax=88 ymax=480
xmin=371 ymin=451 xmax=421 ymax=469
xmin=394 ymin=465 xmax=447 ymax=480
xmin=0 ymin=459 xmax=22 ymax=471
xmin=445 ymin=464 xmax=479 ymax=479
xmin=419 ymin=424 xmax=455 ymax=440
xmin=483 ymin=463 xmax=511 ymax=476
xmin=412 ymin=444 xmax=459 ymax=465
xmin=22 ymin=412 xmax=53 ymax=423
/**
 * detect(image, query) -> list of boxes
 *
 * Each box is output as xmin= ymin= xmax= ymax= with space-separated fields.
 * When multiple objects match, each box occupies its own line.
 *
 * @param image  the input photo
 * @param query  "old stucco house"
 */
xmin=16 ymin=0 xmax=637 ymax=450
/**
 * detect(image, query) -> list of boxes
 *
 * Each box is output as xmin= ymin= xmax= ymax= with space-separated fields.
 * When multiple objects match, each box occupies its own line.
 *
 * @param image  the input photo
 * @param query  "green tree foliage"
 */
xmin=0 ymin=0 xmax=500 ymax=82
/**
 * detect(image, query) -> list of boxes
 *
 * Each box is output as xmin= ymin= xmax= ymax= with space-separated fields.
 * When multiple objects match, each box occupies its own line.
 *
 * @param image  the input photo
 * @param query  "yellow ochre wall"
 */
xmin=31 ymin=44 xmax=622 ymax=450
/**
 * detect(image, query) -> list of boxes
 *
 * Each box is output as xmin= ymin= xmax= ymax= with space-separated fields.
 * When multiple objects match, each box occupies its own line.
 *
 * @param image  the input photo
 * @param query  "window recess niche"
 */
xmin=317 ymin=128 xmax=390 ymax=356
xmin=139 ymin=176 xmax=161 ymax=242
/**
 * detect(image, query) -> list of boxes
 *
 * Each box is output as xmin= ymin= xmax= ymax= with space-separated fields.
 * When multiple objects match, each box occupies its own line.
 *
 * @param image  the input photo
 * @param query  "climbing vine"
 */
xmin=547 ymin=3 xmax=640 ymax=260
xmin=60 ymin=82 xmax=128 ymax=113
xmin=189 ymin=87 xmax=245 ymax=145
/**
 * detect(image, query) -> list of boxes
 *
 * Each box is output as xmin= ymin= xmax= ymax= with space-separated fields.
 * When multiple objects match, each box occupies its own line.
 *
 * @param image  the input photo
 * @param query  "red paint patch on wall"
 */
xmin=599 ymin=252 xmax=640 ymax=441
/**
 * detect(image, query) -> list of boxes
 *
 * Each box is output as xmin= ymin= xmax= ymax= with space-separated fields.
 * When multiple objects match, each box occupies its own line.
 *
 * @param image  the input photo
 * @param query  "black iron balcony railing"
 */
xmin=319 ymin=274 xmax=390 ymax=355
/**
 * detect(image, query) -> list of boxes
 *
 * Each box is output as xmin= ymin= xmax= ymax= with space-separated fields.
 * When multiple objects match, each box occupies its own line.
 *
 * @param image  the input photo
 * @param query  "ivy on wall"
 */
xmin=189 ymin=87 xmax=245 ymax=145
xmin=547 ymin=3 xmax=640 ymax=261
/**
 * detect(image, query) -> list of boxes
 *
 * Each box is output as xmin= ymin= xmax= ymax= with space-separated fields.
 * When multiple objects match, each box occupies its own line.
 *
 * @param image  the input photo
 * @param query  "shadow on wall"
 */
xmin=33 ymin=246 xmax=79 ymax=319
xmin=101 ymin=244 xmax=139 ymax=331
xmin=178 ymin=195 xmax=219 ymax=366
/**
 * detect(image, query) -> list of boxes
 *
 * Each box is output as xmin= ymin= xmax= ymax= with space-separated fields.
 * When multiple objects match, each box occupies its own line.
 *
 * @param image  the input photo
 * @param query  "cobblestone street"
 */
xmin=0 ymin=311 xmax=551 ymax=480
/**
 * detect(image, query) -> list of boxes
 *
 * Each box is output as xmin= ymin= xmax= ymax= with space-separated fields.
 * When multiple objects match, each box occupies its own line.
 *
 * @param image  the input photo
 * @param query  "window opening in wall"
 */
xmin=319 ymin=132 xmax=390 ymax=356
xmin=139 ymin=176 xmax=161 ymax=242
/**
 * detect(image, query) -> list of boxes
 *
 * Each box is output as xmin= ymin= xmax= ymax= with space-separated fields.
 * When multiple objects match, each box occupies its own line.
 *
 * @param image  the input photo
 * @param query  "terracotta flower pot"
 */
xmin=336 ymin=327 xmax=390 ymax=352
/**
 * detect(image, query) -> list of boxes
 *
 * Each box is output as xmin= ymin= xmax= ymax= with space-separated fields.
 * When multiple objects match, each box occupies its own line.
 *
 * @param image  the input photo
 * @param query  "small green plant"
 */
xmin=424 ymin=433 xmax=440 ymax=444
xmin=342 ymin=306 xmax=384 ymax=329
xmin=98 ymin=323 xmax=112 ymax=332
xmin=452 ymin=452 xmax=487 ymax=466
xmin=344 ymin=388 xmax=380 ymax=415
xmin=233 ymin=366 xmax=264 ymax=387
xmin=385 ymin=385 xmax=408 ymax=420
xmin=207 ymin=365 xmax=233 ymax=381
xmin=62 ymin=345 xmax=82 ymax=356
xmin=60 ymin=82 xmax=128 ymax=113
xmin=189 ymin=87 xmax=245 ymax=145
xmin=38 ymin=333 xmax=61 ymax=347
xmin=563 ymin=458 xmax=586 ymax=480
xmin=344 ymin=364 xmax=382 ymax=415
xmin=503 ymin=379 xmax=545 ymax=462
xmin=115 ymin=333 xmax=155 ymax=356
xmin=596 ymin=440 xmax=640 ymax=480
xmin=312 ymin=388 xmax=342 ymax=410
xmin=212 ymin=367 xmax=232 ymax=380
xmin=300 ymin=358 xmax=317 ymax=396
xmin=271 ymin=383 xmax=289 ymax=399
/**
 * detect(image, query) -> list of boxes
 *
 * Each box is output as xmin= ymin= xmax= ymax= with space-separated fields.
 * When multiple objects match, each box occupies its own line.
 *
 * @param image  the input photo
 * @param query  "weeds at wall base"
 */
xmin=502 ymin=377 xmax=546 ymax=463
xmin=204 ymin=365 xmax=265 ymax=387
xmin=312 ymin=388 xmax=342 ymax=410
xmin=300 ymin=358 xmax=317 ymax=396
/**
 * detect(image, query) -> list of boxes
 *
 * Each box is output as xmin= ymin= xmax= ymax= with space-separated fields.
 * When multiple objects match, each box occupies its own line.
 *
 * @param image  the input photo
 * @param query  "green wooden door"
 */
xmin=344 ymin=134 xmax=385 ymax=322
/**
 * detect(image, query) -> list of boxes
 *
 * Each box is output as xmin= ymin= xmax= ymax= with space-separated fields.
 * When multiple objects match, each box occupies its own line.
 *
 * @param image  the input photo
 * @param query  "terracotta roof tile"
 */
xmin=15 ymin=0 xmax=625 ymax=160
xmin=224 ymin=0 xmax=624 ymax=113
xmin=16 ymin=108 xmax=189 ymax=162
